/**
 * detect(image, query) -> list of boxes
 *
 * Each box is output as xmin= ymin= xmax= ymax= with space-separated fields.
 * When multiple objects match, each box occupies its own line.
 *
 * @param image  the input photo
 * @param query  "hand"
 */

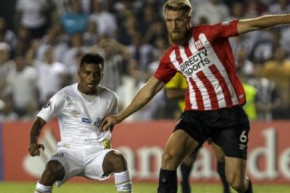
xmin=28 ymin=143 xmax=45 ymax=156
xmin=100 ymin=115 xmax=120 ymax=132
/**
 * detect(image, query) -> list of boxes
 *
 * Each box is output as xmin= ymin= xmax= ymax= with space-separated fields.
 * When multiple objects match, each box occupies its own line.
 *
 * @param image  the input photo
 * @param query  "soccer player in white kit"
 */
xmin=100 ymin=1 xmax=290 ymax=193
xmin=28 ymin=53 xmax=132 ymax=193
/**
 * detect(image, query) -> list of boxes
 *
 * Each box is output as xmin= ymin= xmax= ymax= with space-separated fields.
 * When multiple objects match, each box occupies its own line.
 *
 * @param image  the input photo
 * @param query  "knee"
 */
xmin=40 ymin=160 xmax=64 ymax=185
xmin=162 ymin=151 xmax=174 ymax=163
xmin=104 ymin=151 xmax=127 ymax=174
xmin=113 ymin=153 xmax=127 ymax=171
xmin=227 ymin=174 xmax=245 ymax=192
xmin=161 ymin=151 xmax=181 ymax=169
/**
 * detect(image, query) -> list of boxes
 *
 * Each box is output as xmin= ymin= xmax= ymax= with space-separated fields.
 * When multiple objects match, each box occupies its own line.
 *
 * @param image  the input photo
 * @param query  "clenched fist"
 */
xmin=28 ymin=143 xmax=45 ymax=156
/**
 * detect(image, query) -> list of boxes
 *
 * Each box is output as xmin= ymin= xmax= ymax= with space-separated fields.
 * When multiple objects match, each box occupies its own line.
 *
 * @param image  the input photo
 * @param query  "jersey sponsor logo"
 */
xmin=70 ymin=110 xmax=80 ymax=117
xmin=179 ymin=49 xmax=211 ymax=76
xmin=82 ymin=118 xmax=91 ymax=123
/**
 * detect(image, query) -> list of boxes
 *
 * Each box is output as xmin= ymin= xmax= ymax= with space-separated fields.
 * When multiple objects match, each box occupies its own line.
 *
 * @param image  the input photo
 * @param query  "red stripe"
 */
xmin=184 ymin=43 xmax=192 ymax=57
xmin=209 ymin=65 xmax=233 ymax=106
xmin=196 ymin=70 xmax=218 ymax=109
xmin=189 ymin=77 xmax=204 ymax=110
xmin=175 ymin=48 xmax=183 ymax=64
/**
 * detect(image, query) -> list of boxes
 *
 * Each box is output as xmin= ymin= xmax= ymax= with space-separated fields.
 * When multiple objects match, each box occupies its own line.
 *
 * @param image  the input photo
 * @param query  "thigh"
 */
xmin=210 ymin=141 xmax=225 ymax=162
xmin=162 ymin=129 xmax=199 ymax=169
xmin=83 ymin=149 xmax=113 ymax=181
xmin=49 ymin=150 xmax=83 ymax=186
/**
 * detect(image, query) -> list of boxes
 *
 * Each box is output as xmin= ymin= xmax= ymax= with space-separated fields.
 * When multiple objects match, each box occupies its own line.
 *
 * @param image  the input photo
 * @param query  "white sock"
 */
xmin=114 ymin=171 xmax=132 ymax=193
xmin=34 ymin=182 xmax=52 ymax=193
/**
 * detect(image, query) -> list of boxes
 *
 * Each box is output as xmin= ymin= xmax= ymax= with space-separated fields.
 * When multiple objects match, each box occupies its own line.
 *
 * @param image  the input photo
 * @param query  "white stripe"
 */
xmin=169 ymin=50 xmax=180 ymax=70
xmin=199 ymin=34 xmax=238 ymax=107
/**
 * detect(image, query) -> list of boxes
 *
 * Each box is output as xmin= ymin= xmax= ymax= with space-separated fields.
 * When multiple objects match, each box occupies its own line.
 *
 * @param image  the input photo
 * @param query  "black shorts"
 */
xmin=174 ymin=105 xmax=250 ymax=159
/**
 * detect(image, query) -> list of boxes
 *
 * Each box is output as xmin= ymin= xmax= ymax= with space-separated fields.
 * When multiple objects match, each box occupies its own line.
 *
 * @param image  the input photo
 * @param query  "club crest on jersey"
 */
xmin=82 ymin=118 xmax=91 ymax=124
xmin=94 ymin=117 xmax=103 ymax=128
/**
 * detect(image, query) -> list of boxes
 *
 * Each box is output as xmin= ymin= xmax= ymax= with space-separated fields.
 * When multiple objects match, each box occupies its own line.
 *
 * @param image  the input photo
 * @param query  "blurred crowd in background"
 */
xmin=0 ymin=0 xmax=290 ymax=122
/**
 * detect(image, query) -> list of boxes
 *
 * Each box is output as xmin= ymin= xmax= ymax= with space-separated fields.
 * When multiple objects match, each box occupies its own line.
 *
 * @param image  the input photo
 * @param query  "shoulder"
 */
xmin=56 ymin=84 xmax=76 ymax=99
xmin=98 ymin=85 xmax=118 ymax=101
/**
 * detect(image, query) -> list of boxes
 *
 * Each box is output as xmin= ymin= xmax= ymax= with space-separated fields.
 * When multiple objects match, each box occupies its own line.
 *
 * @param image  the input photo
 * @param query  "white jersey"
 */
xmin=37 ymin=83 xmax=118 ymax=146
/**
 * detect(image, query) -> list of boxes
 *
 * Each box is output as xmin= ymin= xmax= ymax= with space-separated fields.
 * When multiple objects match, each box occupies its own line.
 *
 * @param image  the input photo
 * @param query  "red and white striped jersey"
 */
xmin=154 ymin=20 xmax=246 ymax=111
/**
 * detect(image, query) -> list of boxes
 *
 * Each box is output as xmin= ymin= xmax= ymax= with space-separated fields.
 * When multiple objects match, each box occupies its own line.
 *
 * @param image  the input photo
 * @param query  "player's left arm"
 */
xmin=237 ymin=14 xmax=290 ymax=35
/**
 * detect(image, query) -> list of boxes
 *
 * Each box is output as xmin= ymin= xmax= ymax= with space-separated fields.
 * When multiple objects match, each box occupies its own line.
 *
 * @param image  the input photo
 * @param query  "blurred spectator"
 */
xmin=243 ymin=0 xmax=268 ymax=18
xmin=236 ymin=48 xmax=254 ymax=77
xmin=15 ymin=0 xmax=55 ymax=39
xmin=0 ymin=99 xmax=18 ymax=122
xmin=237 ymin=57 xmax=258 ymax=121
xmin=268 ymin=0 xmax=290 ymax=14
xmin=0 ymin=17 xmax=17 ymax=49
xmin=192 ymin=0 xmax=230 ymax=24
xmin=137 ymin=3 xmax=161 ymax=36
xmin=34 ymin=23 xmax=69 ymax=63
xmin=242 ymin=82 xmax=258 ymax=121
xmin=90 ymin=36 xmax=130 ymax=91
xmin=89 ymin=0 xmax=117 ymax=38
xmin=116 ymin=14 xmax=139 ymax=45
xmin=60 ymin=0 xmax=89 ymax=35
xmin=249 ymin=64 xmax=281 ymax=121
xmin=249 ymin=29 xmax=282 ymax=63
xmin=0 ymin=42 xmax=14 ymax=99
xmin=164 ymin=72 xmax=187 ymax=119
xmin=62 ymin=33 xmax=88 ymax=72
xmin=143 ymin=21 xmax=168 ymax=46
xmin=127 ymin=31 xmax=154 ymax=73
xmin=13 ymin=26 xmax=32 ymax=55
xmin=83 ymin=20 xmax=100 ymax=46
xmin=263 ymin=46 xmax=290 ymax=118
xmin=5 ymin=52 xmax=39 ymax=118
xmin=34 ymin=46 xmax=70 ymax=105
xmin=133 ymin=60 xmax=166 ymax=120
xmin=229 ymin=2 xmax=245 ymax=19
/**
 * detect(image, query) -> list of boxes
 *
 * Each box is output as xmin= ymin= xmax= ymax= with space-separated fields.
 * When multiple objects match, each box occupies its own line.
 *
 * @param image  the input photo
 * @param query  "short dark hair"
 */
xmin=80 ymin=53 xmax=104 ymax=69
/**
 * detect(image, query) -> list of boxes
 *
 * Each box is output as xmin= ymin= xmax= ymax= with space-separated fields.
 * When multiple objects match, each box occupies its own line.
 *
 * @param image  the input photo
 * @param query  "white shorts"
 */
xmin=49 ymin=143 xmax=116 ymax=186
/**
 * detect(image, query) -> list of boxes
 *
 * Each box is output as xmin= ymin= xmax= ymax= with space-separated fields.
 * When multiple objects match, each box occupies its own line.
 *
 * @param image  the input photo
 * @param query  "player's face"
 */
xmin=164 ymin=9 xmax=191 ymax=45
xmin=78 ymin=63 xmax=103 ymax=95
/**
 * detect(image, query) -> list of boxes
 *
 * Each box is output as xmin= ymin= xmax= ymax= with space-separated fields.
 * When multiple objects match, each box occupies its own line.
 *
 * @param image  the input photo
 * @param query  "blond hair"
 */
xmin=162 ymin=0 xmax=192 ymax=16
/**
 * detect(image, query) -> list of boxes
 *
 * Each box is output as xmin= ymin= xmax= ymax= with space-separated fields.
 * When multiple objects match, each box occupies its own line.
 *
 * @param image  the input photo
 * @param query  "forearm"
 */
xmin=30 ymin=117 xmax=46 ymax=144
xmin=116 ymin=76 xmax=164 ymax=122
xmin=238 ymin=14 xmax=290 ymax=34
xmin=117 ymin=86 xmax=155 ymax=122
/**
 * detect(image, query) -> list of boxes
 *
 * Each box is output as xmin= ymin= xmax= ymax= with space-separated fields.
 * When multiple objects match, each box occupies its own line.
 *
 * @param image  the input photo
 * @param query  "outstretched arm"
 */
xmin=101 ymin=76 xmax=165 ymax=131
xmin=237 ymin=14 xmax=290 ymax=35
xmin=28 ymin=117 xmax=46 ymax=156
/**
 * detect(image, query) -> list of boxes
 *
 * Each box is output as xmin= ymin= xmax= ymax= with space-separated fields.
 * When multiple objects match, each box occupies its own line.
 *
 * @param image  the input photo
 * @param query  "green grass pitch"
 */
xmin=0 ymin=182 xmax=289 ymax=193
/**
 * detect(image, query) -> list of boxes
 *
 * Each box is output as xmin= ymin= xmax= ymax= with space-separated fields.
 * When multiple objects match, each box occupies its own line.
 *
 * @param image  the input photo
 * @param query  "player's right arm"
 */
xmin=101 ymin=76 xmax=165 ymax=131
xmin=28 ymin=117 xmax=46 ymax=156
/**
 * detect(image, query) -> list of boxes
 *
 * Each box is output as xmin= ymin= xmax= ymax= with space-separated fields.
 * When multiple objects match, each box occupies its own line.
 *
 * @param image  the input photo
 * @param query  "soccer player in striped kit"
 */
xmin=28 ymin=53 xmax=132 ymax=193
xmin=101 ymin=0 xmax=290 ymax=193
